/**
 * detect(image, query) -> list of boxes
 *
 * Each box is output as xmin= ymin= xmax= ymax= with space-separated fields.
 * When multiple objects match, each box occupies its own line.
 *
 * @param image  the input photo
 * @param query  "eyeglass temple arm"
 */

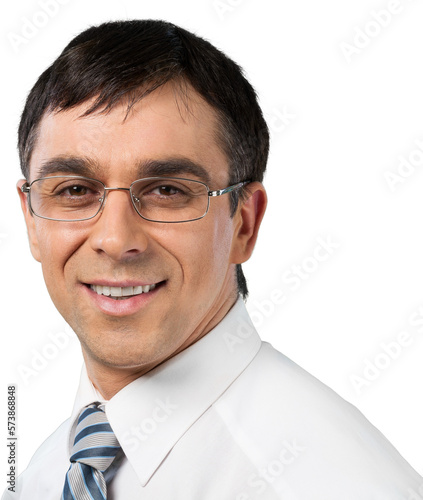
xmin=21 ymin=183 xmax=30 ymax=193
xmin=208 ymin=181 xmax=250 ymax=197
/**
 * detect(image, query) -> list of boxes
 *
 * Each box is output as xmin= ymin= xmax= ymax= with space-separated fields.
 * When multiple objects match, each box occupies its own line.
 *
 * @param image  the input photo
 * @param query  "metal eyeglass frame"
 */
xmin=21 ymin=175 xmax=251 ymax=223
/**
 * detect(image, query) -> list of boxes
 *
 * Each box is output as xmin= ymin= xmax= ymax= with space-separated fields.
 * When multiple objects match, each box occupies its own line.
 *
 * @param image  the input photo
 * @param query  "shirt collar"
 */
xmin=67 ymin=364 xmax=106 ymax=450
xmin=69 ymin=298 xmax=261 ymax=486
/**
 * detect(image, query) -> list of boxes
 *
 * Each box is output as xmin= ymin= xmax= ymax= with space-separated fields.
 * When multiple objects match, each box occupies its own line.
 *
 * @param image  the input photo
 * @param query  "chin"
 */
xmin=86 ymin=340 xmax=167 ymax=370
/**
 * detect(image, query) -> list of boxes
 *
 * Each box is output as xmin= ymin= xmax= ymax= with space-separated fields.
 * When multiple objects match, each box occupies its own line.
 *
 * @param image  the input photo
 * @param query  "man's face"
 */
xmin=19 ymin=84 xmax=251 ymax=381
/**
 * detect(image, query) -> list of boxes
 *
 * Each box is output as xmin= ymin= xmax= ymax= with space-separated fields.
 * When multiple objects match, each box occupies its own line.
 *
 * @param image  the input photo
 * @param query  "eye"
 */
xmin=152 ymin=185 xmax=182 ymax=196
xmin=62 ymin=185 xmax=89 ymax=196
xmin=53 ymin=181 xmax=101 ymax=198
xmin=131 ymin=178 xmax=204 ymax=205
xmin=140 ymin=181 xmax=188 ymax=198
xmin=46 ymin=178 xmax=103 ymax=205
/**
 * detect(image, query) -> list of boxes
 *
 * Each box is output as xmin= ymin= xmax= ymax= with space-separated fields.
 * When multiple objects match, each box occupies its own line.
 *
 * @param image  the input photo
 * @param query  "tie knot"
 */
xmin=70 ymin=403 xmax=121 ymax=472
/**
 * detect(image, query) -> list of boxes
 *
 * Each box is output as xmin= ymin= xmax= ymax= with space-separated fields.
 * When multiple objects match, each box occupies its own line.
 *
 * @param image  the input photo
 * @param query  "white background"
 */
xmin=1 ymin=0 xmax=423 ymax=481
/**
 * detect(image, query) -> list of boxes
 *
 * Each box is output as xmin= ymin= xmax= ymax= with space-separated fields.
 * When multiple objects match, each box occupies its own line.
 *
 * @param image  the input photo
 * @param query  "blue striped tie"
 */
xmin=62 ymin=403 xmax=121 ymax=499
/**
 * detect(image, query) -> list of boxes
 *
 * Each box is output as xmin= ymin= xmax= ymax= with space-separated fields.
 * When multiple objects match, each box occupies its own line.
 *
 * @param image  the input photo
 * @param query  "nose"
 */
xmin=88 ymin=188 xmax=149 ymax=261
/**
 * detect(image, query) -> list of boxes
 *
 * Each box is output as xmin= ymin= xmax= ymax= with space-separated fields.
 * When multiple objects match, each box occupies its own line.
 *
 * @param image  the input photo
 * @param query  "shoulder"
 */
xmin=220 ymin=341 xmax=360 ymax=421
xmin=213 ymin=342 xmax=422 ymax=497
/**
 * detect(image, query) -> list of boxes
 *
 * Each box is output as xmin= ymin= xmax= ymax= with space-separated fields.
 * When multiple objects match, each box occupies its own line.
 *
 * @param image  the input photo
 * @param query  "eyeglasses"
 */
xmin=21 ymin=176 xmax=250 ymax=223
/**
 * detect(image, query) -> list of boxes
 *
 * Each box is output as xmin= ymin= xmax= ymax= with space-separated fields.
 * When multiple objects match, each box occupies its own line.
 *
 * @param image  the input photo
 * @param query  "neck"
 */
xmin=84 ymin=293 xmax=238 ymax=400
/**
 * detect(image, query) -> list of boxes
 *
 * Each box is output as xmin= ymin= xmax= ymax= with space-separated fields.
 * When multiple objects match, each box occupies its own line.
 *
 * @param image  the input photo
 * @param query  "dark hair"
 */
xmin=18 ymin=19 xmax=269 ymax=299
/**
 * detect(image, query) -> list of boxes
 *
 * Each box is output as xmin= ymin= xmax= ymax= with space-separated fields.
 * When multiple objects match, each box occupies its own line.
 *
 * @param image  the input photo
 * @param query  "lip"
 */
xmin=86 ymin=280 xmax=160 ymax=288
xmin=81 ymin=280 xmax=165 ymax=317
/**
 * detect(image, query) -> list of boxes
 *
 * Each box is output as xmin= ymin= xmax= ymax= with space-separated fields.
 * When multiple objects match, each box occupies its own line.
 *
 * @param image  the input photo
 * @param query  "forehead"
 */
xmin=29 ymin=84 xmax=229 ymax=185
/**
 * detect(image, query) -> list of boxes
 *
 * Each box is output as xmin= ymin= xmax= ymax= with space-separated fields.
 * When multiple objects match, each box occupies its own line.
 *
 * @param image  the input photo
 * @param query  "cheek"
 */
xmin=35 ymin=223 xmax=87 ymax=284
xmin=164 ymin=213 xmax=234 ymax=288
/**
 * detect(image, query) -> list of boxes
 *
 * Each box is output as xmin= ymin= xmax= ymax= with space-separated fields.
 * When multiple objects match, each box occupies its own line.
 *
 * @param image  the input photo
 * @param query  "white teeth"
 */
xmin=90 ymin=284 xmax=157 ymax=297
xmin=110 ymin=287 xmax=121 ymax=297
xmin=122 ymin=287 xmax=133 ymax=297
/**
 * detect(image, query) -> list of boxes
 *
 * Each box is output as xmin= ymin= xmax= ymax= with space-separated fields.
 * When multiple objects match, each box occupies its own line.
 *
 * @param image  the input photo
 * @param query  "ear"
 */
xmin=230 ymin=182 xmax=267 ymax=264
xmin=17 ymin=179 xmax=41 ymax=262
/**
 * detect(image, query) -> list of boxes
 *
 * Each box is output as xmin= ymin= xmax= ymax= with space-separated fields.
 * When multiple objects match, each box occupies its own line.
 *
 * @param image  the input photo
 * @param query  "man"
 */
xmin=4 ymin=19 xmax=422 ymax=499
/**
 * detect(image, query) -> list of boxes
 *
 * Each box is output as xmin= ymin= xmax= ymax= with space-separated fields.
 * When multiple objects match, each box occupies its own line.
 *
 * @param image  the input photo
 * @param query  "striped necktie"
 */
xmin=62 ymin=403 xmax=121 ymax=499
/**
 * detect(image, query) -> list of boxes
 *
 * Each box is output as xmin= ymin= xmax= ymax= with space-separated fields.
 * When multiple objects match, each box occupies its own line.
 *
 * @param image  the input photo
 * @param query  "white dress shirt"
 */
xmin=4 ymin=299 xmax=422 ymax=499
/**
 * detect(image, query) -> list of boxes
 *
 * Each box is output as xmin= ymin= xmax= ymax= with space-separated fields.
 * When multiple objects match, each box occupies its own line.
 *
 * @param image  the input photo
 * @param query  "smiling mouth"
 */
xmin=89 ymin=283 xmax=160 ymax=300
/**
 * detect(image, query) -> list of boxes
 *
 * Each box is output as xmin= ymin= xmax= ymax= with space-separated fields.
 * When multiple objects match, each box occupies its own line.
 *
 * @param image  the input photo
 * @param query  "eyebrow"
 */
xmin=140 ymin=159 xmax=211 ymax=185
xmin=35 ymin=156 xmax=212 ymax=185
xmin=36 ymin=157 xmax=100 ymax=179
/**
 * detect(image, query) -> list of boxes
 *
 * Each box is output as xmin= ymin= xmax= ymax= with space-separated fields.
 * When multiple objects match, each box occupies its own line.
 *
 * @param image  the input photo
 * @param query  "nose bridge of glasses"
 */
xmin=101 ymin=186 xmax=137 ymax=211
xmin=103 ymin=187 xmax=131 ymax=193
xmin=101 ymin=186 xmax=132 ymax=201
